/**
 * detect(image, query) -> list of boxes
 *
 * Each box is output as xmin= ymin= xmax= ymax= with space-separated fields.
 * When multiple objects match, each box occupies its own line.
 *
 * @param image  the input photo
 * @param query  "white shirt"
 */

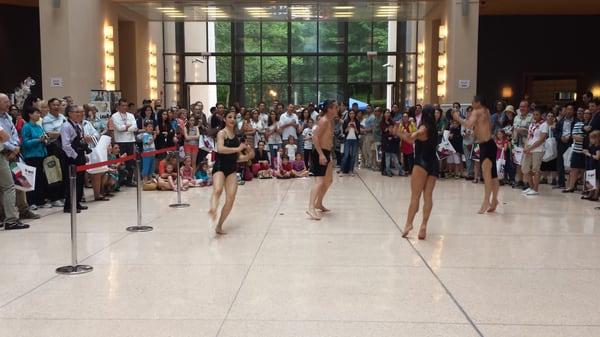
xmin=279 ymin=113 xmax=299 ymax=140
xmin=285 ymin=144 xmax=297 ymax=159
xmin=111 ymin=111 xmax=138 ymax=143
xmin=302 ymin=127 xmax=313 ymax=150
xmin=527 ymin=120 xmax=549 ymax=153
xmin=311 ymin=110 xmax=319 ymax=122
xmin=42 ymin=113 xmax=66 ymax=143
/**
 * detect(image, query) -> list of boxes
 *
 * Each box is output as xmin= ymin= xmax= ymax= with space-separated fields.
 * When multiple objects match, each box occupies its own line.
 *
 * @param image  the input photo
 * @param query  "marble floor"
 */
xmin=1 ymin=170 xmax=599 ymax=337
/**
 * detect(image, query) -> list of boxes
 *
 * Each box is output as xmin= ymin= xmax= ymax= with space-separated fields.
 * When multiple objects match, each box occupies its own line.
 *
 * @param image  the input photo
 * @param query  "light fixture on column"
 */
xmin=148 ymin=42 xmax=158 ymax=100
xmin=104 ymin=25 xmax=115 ymax=91
xmin=417 ymin=43 xmax=425 ymax=101
xmin=437 ymin=25 xmax=447 ymax=98
xmin=501 ymin=86 xmax=513 ymax=98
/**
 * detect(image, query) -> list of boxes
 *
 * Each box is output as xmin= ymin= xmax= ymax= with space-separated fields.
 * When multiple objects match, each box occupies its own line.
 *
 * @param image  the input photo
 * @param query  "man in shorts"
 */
xmin=521 ymin=108 xmax=548 ymax=196
xmin=307 ymin=100 xmax=337 ymax=220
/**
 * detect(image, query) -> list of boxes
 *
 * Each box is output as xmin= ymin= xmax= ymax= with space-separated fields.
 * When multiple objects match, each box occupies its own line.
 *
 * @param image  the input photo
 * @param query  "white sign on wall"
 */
xmin=50 ymin=77 xmax=63 ymax=87
xmin=458 ymin=80 xmax=471 ymax=89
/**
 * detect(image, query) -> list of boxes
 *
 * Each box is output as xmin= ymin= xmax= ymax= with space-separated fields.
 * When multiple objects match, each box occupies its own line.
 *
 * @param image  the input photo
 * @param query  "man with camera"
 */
xmin=60 ymin=105 xmax=93 ymax=213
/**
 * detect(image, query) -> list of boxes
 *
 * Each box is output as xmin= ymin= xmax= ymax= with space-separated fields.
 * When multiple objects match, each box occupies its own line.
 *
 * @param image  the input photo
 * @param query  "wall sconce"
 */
xmin=501 ymin=86 xmax=513 ymax=98
xmin=148 ymin=42 xmax=158 ymax=100
xmin=438 ymin=25 xmax=447 ymax=39
xmin=591 ymin=85 xmax=600 ymax=98
xmin=104 ymin=25 xmax=115 ymax=91
xmin=417 ymin=43 xmax=425 ymax=101
xmin=437 ymin=24 xmax=447 ymax=98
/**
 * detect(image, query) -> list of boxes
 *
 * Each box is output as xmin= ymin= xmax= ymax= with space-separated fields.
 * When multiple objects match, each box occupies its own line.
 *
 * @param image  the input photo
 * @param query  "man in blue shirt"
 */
xmin=361 ymin=105 xmax=376 ymax=170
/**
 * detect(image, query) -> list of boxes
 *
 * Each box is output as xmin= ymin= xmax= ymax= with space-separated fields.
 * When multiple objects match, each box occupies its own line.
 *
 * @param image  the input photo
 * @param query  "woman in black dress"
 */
xmin=208 ymin=110 xmax=254 ymax=235
xmin=396 ymin=106 xmax=438 ymax=240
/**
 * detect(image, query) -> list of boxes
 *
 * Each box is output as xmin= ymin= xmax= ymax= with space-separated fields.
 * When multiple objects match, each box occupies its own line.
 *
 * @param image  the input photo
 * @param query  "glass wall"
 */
xmin=163 ymin=20 xmax=419 ymax=108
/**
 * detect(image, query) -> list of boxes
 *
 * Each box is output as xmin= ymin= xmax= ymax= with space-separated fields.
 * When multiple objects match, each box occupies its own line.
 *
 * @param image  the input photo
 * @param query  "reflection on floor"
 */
xmin=0 ymin=170 xmax=599 ymax=337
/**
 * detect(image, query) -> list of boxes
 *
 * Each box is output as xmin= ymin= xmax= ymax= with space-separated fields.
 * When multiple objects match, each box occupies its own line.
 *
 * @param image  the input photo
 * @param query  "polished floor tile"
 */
xmin=1 ymin=168 xmax=598 ymax=337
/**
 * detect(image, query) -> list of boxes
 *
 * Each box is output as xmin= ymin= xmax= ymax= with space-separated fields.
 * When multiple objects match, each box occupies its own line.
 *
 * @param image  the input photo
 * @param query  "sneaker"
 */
xmin=29 ymin=204 xmax=38 ymax=211
xmin=51 ymin=200 xmax=64 ymax=208
xmin=526 ymin=190 xmax=539 ymax=196
xmin=39 ymin=203 xmax=53 ymax=208
xmin=522 ymin=188 xmax=532 ymax=194
xmin=19 ymin=209 xmax=41 ymax=220
xmin=4 ymin=220 xmax=30 ymax=230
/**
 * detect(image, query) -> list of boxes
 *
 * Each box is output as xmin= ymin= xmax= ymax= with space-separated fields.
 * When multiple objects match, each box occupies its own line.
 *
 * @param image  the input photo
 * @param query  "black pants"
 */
xmin=63 ymin=159 xmax=84 ymax=211
xmin=117 ymin=142 xmax=136 ymax=184
xmin=196 ymin=149 xmax=209 ymax=167
xmin=557 ymin=142 xmax=569 ymax=187
xmin=403 ymin=153 xmax=415 ymax=174
xmin=304 ymin=149 xmax=312 ymax=169
xmin=24 ymin=157 xmax=48 ymax=206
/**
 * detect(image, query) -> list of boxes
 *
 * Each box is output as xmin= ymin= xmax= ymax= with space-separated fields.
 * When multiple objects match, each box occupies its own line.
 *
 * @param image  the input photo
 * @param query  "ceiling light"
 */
xmin=156 ymin=7 xmax=175 ymax=10
xmin=245 ymin=7 xmax=265 ymax=11
xmin=334 ymin=11 xmax=353 ymax=15
xmin=167 ymin=15 xmax=187 ymax=18
xmin=333 ymin=6 xmax=355 ymax=10
xmin=161 ymin=10 xmax=182 ymax=13
xmin=379 ymin=5 xmax=399 ymax=9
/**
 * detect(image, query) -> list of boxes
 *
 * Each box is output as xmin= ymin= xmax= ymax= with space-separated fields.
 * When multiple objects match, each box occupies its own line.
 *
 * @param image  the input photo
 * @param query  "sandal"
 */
xmin=94 ymin=196 xmax=110 ymax=201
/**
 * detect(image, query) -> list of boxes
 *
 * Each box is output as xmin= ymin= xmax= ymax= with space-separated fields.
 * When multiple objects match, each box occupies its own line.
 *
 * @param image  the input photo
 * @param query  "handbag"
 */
xmin=10 ymin=158 xmax=36 ymax=192
xmin=43 ymin=155 xmax=63 ymax=184
xmin=496 ymin=148 xmax=505 ymax=180
xmin=585 ymin=170 xmax=597 ymax=191
xmin=512 ymin=146 xmax=524 ymax=165
xmin=563 ymin=144 xmax=573 ymax=171
xmin=199 ymin=135 xmax=215 ymax=152
xmin=542 ymin=137 xmax=557 ymax=162
xmin=436 ymin=133 xmax=456 ymax=160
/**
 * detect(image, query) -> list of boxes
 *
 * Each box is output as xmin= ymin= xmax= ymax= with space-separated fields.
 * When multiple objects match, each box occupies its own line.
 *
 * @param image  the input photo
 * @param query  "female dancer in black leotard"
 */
xmin=395 ymin=106 xmax=438 ymax=240
xmin=209 ymin=110 xmax=254 ymax=235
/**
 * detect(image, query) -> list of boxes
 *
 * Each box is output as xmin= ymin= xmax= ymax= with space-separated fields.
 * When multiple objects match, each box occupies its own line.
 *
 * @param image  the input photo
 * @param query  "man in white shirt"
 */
xmin=521 ymin=108 xmax=548 ymax=196
xmin=111 ymin=98 xmax=138 ymax=186
xmin=279 ymin=104 xmax=299 ymax=145
xmin=258 ymin=101 xmax=269 ymax=125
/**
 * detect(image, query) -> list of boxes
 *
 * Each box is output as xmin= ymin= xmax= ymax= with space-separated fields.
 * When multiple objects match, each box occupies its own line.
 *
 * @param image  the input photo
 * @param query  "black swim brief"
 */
xmin=478 ymin=139 xmax=498 ymax=179
xmin=310 ymin=149 xmax=331 ymax=177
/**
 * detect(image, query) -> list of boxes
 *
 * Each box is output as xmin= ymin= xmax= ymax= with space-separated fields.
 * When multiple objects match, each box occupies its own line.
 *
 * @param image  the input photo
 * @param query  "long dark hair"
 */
xmin=420 ymin=105 xmax=437 ymax=141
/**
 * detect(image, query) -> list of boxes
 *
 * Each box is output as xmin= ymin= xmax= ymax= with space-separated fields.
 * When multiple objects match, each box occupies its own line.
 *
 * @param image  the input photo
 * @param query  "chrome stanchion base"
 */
xmin=56 ymin=265 xmax=93 ymax=275
xmin=169 ymin=203 xmax=190 ymax=208
xmin=126 ymin=225 xmax=154 ymax=232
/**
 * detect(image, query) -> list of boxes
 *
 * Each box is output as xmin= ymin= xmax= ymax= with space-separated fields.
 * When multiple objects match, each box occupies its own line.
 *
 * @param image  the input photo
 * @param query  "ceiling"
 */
xmin=113 ymin=1 xmax=441 ymax=21
xmin=479 ymin=0 xmax=600 ymax=15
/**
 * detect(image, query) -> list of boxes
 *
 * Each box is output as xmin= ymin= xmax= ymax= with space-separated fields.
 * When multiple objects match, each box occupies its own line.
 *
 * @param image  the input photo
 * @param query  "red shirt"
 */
xmin=400 ymin=123 xmax=414 ymax=154
xmin=281 ymin=162 xmax=292 ymax=172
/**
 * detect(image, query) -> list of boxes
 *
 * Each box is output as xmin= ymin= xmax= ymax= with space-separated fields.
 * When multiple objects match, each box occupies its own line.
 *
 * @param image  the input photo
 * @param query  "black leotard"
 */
xmin=212 ymin=136 xmax=240 ymax=177
xmin=414 ymin=134 xmax=439 ymax=177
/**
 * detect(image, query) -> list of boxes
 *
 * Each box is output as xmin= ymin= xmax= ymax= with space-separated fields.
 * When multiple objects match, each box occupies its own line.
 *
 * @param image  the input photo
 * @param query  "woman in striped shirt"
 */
xmin=563 ymin=113 xmax=587 ymax=193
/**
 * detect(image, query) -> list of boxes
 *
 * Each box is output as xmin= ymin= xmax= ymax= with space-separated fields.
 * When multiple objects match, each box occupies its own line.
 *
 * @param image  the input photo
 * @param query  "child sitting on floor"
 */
xmin=292 ymin=153 xmax=309 ymax=177
xmin=195 ymin=161 xmax=212 ymax=186
xmin=180 ymin=156 xmax=197 ymax=187
xmin=275 ymin=155 xmax=295 ymax=179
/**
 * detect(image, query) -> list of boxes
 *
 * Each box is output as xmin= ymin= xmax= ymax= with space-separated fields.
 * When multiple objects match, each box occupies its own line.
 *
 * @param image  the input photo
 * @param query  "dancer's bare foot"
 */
xmin=417 ymin=226 xmax=427 ymax=240
xmin=487 ymin=199 xmax=499 ymax=213
xmin=208 ymin=208 xmax=217 ymax=222
xmin=316 ymin=205 xmax=330 ymax=212
xmin=401 ymin=224 xmax=413 ymax=238
xmin=306 ymin=210 xmax=321 ymax=221
xmin=215 ymin=225 xmax=227 ymax=235
xmin=478 ymin=203 xmax=490 ymax=214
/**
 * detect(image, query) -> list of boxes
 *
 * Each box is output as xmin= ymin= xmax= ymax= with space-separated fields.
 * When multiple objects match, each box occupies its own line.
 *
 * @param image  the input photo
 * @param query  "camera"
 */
xmin=76 ymin=139 xmax=92 ymax=154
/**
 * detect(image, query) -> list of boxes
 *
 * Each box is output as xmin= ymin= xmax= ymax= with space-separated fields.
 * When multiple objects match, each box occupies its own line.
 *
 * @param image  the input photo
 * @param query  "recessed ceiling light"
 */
xmin=334 ymin=11 xmax=353 ymax=15
xmin=379 ymin=5 xmax=399 ymax=9
xmin=167 ymin=14 xmax=187 ymax=18
xmin=333 ymin=6 xmax=355 ymax=10
xmin=161 ymin=10 xmax=181 ymax=13
xmin=156 ymin=7 xmax=176 ymax=10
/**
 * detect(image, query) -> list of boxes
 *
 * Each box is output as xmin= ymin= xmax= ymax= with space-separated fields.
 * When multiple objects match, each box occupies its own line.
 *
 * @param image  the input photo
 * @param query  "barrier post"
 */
xmin=127 ymin=151 xmax=153 ymax=232
xmin=56 ymin=165 xmax=93 ymax=275
xmin=169 ymin=149 xmax=190 ymax=208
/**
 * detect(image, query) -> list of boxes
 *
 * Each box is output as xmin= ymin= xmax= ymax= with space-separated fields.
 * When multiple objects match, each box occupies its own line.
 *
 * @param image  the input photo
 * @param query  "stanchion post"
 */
xmin=127 ymin=150 xmax=153 ymax=232
xmin=169 ymin=148 xmax=190 ymax=208
xmin=56 ymin=165 xmax=93 ymax=275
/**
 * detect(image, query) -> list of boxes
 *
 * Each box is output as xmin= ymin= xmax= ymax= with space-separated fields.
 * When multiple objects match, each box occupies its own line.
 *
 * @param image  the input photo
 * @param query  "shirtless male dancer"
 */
xmin=453 ymin=96 xmax=500 ymax=213
xmin=307 ymin=99 xmax=337 ymax=220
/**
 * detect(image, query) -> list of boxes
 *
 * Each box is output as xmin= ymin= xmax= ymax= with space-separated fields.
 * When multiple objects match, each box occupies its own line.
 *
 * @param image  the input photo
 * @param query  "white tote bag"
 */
xmin=496 ymin=148 xmax=506 ymax=180
xmin=10 ymin=159 xmax=36 ymax=192
xmin=563 ymin=144 xmax=573 ymax=171
xmin=87 ymin=135 xmax=111 ymax=174
xmin=542 ymin=137 xmax=557 ymax=162
xmin=199 ymin=135 xmax=215 ymax=152
xmin=512 ymin=146 xmax=524 ymax=165
xmin=585 ymin=170 xmax=597 ymax=191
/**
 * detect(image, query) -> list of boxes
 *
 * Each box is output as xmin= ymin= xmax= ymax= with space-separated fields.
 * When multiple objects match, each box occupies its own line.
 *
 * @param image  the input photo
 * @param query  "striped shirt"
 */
xmin=572 ymin=121 xmax=585 ymax=153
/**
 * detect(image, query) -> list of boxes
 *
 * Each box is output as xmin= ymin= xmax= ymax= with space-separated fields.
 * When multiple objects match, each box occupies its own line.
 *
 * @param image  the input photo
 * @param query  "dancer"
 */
xmin=307 ymin=100 xmax=337 ymax=220
xmin=395 ymin=106 xmax=438 ymax=240
xmin=208 ymin=110 xmax=254 ymax=235
xmin=453 ymin=96 xmax=499 ymax=213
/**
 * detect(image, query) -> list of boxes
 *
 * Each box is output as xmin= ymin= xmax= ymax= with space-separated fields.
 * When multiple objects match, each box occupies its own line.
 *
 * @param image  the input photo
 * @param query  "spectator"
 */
xmin=180 ymin=156 xmax=196 ymax=187
xmin=512 ymin=100 xmax=533 ymax=189
xmin=582 ymin=130 xmax=600 ymax=201
xmin=111 ymin=98 xmax=138 ymax=186
xmin=360 ymin=105 xmax=375 ymax=170
xmin=251 ymin=109 xmax=265 ymax=149
xmin=563 ymin=112 xmax=586 ymax=193
xmin=540 ymin=111 xmax=558 ymax=185
xmin=521 ymin=108 xmax=548 ymax=196
xmin=183 ymin=116 xmax=200 ymax=173
xmin=266 ymin=111 xmax=282 ymax=160
xmin=82 ymin=107 xmax=106 ymax=202
xmin=85 ymin=104 xmax=106 ymax=135
xmin=274 ymin=155 xmax=294 ymax=179
xmin=382 ymin=109 xmax=402 ymax=177
xmin=555 ymin=103 xmax=575 ymax=189
xmin=42 ymin=97 xmax=66 ymax=208
xmin=462 ymin=107 xmax=475 ymax=180
xmin=155 ymin=109 xmax=175 ymax=159
xmin=301 ymin=118 xmax=314 ymax=169
xmin=251 ymin=141 xmax=270 ymax=177
xmin=292 ymin=153 xmax=309 ymax=177
xmin=341 ymin=109 xmax=361 ymax=176
xmin=138 ymin=120 xmax=157 ymax=183
xmin=400 ymin=113 xmax=416 ymax=174
xmin=21 ymin=107 xmax=50 ymax=208
xmin=279 ymin=104 xmax=299 ymax=145
xmin=447 ymin=117 xmax=463 ymax=179
xmin=285 ymin=135 xmax=297 ymax=159
xmin=495 ymin=129 xmax=510 ymax=184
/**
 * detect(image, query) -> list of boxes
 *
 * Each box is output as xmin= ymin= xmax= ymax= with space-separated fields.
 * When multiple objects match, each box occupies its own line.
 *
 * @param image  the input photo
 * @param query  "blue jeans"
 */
xmin=385 ymin=152 xmax=403 ymax=175
xmin=342 ymin=139 xmax=359 ymax=173
xmin=463 ymin=144 xmax=474 ymax=177
xmin=142 ymin=156 xmax=155 ymax=178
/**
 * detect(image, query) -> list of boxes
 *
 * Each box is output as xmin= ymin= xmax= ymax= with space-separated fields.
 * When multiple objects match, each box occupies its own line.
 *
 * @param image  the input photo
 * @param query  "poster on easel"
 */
xmin=90 ymin=89 xmax=121 ymax=119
